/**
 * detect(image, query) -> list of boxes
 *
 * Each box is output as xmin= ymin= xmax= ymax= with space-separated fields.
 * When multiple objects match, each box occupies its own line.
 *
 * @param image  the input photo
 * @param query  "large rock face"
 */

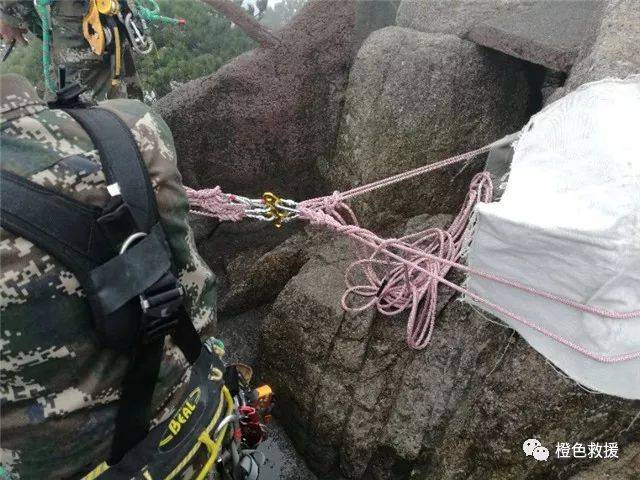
xmin=156 ymin=0 xmax=397 ymax=200
xmin=259 ymin=215 xmax=640 ymax=479
xmin=396 ymin=0 xmax=523 ymax=36
xmin=172 ymin=2 xmax=639 ymax=479
xmin=159 ymin=0 xmax=398 ymax=325
xmin=554 ymin=0 xmax=640 ymax=98
xmin=466 ymin=1 xmax=604 ymax=72
xmin=319 ymin=26 xmax=531 ymax=229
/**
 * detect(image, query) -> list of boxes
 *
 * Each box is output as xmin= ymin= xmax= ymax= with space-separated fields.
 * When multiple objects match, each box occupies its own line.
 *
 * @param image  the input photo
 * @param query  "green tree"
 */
xmin=136 ymin=0 xmax=256 ymax=98
xmin=0 ymin=38 xmax=43 ymax=89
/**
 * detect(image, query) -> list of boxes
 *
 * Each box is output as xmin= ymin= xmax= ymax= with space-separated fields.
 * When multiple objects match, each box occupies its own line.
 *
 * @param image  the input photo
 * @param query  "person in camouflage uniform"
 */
xmin=0 ymin=0 xmax=143 ymax=100
xmin=0 ymin=73 xmax=217 ymax=479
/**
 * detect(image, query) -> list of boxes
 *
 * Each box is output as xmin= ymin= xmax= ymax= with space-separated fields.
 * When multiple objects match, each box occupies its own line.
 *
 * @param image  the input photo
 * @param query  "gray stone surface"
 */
xmin=319 ymin=26 xmax=531 ymax=230
xmin=212 ymin=303 xmax=317 ymax=480
xmin=219 ymin=232 xmax=312 ymax=316
xmin=467 ymin=1 xmax=604 ymax=72
xmin=164 ymin=1 xmax=398 ymax=316
xmin=258 ymin=421 xmax=319 ymax=480
xmin=396 ymin=0 xmax=524 ymax=37
xmin=179 ymin=3 xmax=640 ymax=479
xmin=258 ymin=215 xmax=640 ymax=480
xmin=552 ymin=0 xmax=640 ymax=100
xmin=156 ymin=0 xmax=397 ymax=201
xmin=195 ymin=218 xmax=301 ymax=317
xmin=216 ymin=309 xmax=319 ymax=480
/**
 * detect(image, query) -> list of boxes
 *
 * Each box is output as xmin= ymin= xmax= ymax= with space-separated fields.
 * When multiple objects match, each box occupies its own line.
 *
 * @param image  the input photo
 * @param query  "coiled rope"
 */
xmin=297 ymin=172 xmax=492 ymax=349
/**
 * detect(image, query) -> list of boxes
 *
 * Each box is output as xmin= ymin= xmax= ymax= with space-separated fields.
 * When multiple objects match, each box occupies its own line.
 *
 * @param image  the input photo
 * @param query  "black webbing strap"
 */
xmin=111 ymin=340 xmax=165 ymax=461
xmin=63 ymin=107 xmax=157 ymax=230
xmin=64 ymin=107 xmax=202 ymax=463
xmin=172 ymin=312 xmax=202 ymax=364
xmin=0 ymin=170 xmax=114 ymax=280
xmin=110 ymin=307 xmax=202 ymax=463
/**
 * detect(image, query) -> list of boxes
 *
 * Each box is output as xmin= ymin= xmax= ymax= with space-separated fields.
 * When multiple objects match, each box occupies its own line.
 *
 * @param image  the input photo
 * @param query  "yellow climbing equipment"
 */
xmin=82 ymin=0 xmax=106 ymax=55
xmin=96 ymin=0 xmax=119 ymax=16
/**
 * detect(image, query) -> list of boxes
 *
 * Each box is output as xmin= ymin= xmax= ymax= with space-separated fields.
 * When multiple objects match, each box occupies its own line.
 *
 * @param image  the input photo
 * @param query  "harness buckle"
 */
xmin=139 ymin=275 xmax=184 ymax=344
xmin=116 ymin=233 xmax=184 ymax=344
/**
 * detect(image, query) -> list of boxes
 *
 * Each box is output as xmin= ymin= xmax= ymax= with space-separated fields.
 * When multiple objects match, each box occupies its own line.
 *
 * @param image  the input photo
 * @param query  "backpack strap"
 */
xmin=64 ymin=107 xmax=157 ymax=231
xmin=0 ymin=106 xmax=201 ymax=465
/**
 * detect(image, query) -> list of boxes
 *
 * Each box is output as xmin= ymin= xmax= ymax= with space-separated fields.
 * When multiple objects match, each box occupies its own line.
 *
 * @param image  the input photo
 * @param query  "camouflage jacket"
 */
xmin=0 ymin=74 xmax=217 ymax=479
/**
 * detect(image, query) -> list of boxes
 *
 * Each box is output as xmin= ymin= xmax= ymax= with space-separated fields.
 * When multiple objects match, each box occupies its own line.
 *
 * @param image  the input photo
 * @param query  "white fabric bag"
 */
xmin=465 ymin=77 xmax=640 ymax=399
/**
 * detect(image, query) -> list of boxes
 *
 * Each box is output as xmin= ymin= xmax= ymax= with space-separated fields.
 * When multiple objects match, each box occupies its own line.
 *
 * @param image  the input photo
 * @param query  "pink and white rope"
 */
xmin=298 ymin=172 xmax=493 ymax=349
xmin=185 ymin=186 xmax=246 ymax=222
xmin=186 ymin=141 xmax=640 ymax=361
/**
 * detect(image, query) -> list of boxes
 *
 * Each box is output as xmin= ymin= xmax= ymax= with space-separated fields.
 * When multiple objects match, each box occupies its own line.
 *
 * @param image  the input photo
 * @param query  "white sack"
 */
xmin=465 ymin=77 xmax=640 ymax=399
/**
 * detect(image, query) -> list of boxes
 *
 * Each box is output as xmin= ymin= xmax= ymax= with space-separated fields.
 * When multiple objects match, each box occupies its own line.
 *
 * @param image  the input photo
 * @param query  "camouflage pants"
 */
xmin=52 ymin=40 xmax=144 ymax=101
xmin=50 ymin=0 xmax=143 ymax=101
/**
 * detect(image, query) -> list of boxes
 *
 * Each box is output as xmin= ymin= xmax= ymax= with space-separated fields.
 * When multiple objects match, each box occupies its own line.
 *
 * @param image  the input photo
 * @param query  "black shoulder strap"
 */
xmin=64 ymin=107 xmax=202 ymax=463
xmin=0 ymin=106 xmax=202 ymax=465
xmin=64 ymin=107 xmax=157 ymax=230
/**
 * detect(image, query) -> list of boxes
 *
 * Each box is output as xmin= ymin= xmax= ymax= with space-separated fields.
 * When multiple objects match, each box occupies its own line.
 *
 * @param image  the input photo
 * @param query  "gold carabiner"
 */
xmin=262 ymin=192 xmax=287 ymax=228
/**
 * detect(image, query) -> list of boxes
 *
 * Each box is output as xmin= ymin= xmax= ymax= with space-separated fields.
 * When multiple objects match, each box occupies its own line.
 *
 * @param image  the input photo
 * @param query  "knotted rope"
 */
xmin=185 ymin=140 xmax=640 ymax=362
xmin=185 ymin=186 xmax=246 ymax=222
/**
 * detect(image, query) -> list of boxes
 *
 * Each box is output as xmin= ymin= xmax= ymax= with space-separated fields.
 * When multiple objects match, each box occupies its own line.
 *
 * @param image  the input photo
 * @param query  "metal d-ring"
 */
xmin=119 ymin=232 xmax=147 ymax=254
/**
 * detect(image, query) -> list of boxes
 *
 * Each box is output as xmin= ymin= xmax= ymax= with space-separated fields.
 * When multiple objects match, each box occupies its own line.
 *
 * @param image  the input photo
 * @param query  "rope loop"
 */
xmin=301 ymin=171 xmax=490 ymax=349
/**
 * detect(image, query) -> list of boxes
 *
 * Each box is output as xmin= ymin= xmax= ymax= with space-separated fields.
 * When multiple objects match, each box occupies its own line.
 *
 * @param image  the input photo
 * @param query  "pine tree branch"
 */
xmin=200 ymin=0 xmax=280 ymax=48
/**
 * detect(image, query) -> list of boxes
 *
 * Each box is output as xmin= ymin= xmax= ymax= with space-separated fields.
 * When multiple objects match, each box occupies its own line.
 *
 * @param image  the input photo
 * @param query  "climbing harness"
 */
xmin=81 ymin=348 xmax=233 ymax=480
xmin=0 ymin=88 xmax=273 ymax=479
xmin=80 ymin=340 xmax=274 ymax=480
xmin=80 ymin=0 xmax=182 ymax=90
xmin=33 ymin=0 xmax=186 ymax=93
xmin=185 ymin=135 xmax=640 ymax=362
